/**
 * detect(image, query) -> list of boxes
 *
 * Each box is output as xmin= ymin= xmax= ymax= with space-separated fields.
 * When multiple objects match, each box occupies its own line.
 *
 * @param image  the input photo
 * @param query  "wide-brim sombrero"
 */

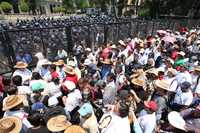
xmin=64 ymin=125 xmax=85 ymax=133
xmin=14 ymin=61 xmax=28 ymax=69
xmin=47 ymin=115 xmax=71 ymax=132
xmin=3 ymin=95 xmax=24 ymax=111
xmin=0 ymin=116 xmax=22 ymax=133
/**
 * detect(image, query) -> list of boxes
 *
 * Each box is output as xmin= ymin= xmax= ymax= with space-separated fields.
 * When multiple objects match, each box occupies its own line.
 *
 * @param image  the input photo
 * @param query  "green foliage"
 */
xmin=63 ymin=0 xmax=75 ymax=12
xmin=138 ymin=8 xmax=150 ymax=17
xmin=20 ymin=0 xmax=29 ymax=12
xmin=76 ymin=0 xmax=90 ymax=9
xmin=0 ymin=1 xmax=12 ymax=13
xmin=53 ymin=7 xmax=66 ymax=13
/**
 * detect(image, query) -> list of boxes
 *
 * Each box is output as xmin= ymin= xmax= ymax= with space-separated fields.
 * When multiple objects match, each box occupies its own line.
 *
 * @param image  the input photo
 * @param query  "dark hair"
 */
xmin=50 ymin=64 xmax=57 ymax=71
xmin=31 ymin=72 xmax=42 ymax=80
xmin=4 ymin=85 xmax=18 ymax=95
xmin=107 ymin=73 xmax=116 ymax=81
xmin=27 ymin=112 xmax=42 ymax=127
xmin=2 ymin=77 xmax=11 ymax=86
xmin=118 ymin=101 xmax=129 ymax=118
xmin=12 ymin=75 xmax=22 ymax=86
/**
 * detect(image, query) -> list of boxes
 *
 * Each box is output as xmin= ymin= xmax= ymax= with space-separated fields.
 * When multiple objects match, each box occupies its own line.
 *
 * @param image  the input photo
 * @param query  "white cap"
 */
xmin=85 ymin=48 xmax=91 ymax=52
xmin=84 ymin=59 xmax=92 ymax=66
xmin=63 ymin=80 xmax=76 ymax=91
xmin=48 ymin=96 xmax=59 ymax=107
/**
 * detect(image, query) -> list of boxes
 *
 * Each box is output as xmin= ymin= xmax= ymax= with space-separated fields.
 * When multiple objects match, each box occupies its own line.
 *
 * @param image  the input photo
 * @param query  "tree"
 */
xmin=28 ymin=0 xmax=36 ymax=14
xmin=63 ymin=0 xmax=75 ymax=13
xmin=12 ymin=0 xmax=19 ymax=13
xmin=20 ymin=0 xmax=29 ymax=12
xmin=0 ymin=1 xmax=13 ymax=14
xmin=76 ymin=0 xmax=90 ymax=9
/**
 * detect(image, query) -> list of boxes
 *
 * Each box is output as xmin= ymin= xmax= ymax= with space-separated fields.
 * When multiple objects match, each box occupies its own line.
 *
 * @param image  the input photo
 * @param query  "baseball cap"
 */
xmin=78 ymin=103 xmax=93 ymax=116
xmin=144 ymin=101 xmax=158 ymax=112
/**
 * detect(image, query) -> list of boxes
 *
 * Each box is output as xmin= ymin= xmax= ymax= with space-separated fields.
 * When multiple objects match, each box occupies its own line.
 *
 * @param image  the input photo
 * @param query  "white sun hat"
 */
xmin=168 ymin=111 xmax=186 ymax=131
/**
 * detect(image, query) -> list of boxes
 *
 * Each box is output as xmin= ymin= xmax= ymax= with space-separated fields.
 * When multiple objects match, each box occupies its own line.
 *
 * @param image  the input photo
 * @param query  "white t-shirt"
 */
xmin=100 ymin=113 xmax=130 ymax=133
xmin=138 ymin=112 xmax=156 ymax=133
xmin=174 ymin=87 xmax=193 ymax=106
xmin=13 ymin=69 xmax=32 ymax=85
xmin=64 ymin=89 xmax=82 ymax=112
xmin=176 ymin=71 xmax=192 ymax=84
xmin=17 ymin=86 xmax=32 ymax=95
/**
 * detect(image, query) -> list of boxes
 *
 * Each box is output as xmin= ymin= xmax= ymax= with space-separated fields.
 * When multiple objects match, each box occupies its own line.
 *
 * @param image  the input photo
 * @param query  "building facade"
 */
xmin=36 ymin=0 xmax=63 ymax=14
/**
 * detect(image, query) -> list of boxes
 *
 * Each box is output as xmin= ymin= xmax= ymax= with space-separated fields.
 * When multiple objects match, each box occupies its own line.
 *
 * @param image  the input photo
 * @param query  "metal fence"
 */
xmin=0 ymin=18 xmax=199 ymax=74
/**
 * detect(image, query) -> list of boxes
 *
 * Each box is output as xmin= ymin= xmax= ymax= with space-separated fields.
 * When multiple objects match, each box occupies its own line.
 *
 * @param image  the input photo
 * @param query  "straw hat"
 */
xmin=0 ymin=116 xmax=22 ymax=133
xmin=64 ymin=66 xmax=75 ymax=75
xmin=14 ymin=61 xmax=28 ymax=69
xmin=54 ymin=60 xmax=65 ymax=66
xmin=41 ymin=59 xmax=52 ymax=66
xmin=47 ymin=115 xmax=71 ymax=132
xmin=167 ymin=68 xmax=177 ymax=76
xmin=155 ymin=80 xmax=170 ymax=91
xmin=3 ymin=95 xmax=24 ymax=111
xmin=194 ymin=66 xmax=200 ymax=72
xmin=131 ymin=78 xmax=144 ymax=87
xmin=178 ymin=51 xmax=186 ymax=56
xmin=145 ymin=68 xmax=158 ymax=76
xmin=101 ymin=59 xmax=112 ymax=65
xmin=168 ymin=111 xmax=186 ymax=131
xmin=64 ymin=125 xmax=85 ymax=133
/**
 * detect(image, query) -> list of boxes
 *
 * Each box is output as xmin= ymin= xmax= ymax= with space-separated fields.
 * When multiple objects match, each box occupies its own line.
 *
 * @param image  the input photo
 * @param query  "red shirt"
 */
xmin=65 ymin=75 xmax=78 ymax=85
xmin=171 ymin=50 xmax=178 ymax=60
xmin=51 ymin=71 xmax=59 ymax=80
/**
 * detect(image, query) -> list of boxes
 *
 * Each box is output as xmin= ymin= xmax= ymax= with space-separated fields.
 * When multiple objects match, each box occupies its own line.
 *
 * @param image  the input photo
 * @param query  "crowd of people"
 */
xmin=0 ymin=25 xmax=200 ymax=133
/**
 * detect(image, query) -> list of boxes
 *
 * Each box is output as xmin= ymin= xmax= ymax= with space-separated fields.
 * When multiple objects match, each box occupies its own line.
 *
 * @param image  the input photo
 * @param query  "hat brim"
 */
xmin=131 ymin=79 xmax=144 ymax=87
xmin=168 ymin=111 xmax=186 ymax=131
xmin=64 ymin=125 xmax=85 ymax=133
xmin=0 ymin=116 xmax=22 ymax=133
xmin=3 ymin=95 xmax=24 ymax=111
xmin=14 ymin=64 xmax=28 ymax=69
xmin=47 ymin=115 xmax=71 ymax=132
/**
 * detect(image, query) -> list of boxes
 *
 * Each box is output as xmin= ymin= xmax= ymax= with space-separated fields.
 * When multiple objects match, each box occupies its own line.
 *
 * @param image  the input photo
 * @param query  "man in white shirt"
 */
xmin=12 ymin=75 xmax=32 ymax=95
xmin=173 ymin=81 xmax=193 ymax=107
xmin=175 ymin=66 xmax=192 ymax=84
xmin=137 ymin=101 xmax=157 ymax=133
xmin=13 ymin=61 xmax=32 ymax=85
xmin=99 ymin=100 xmax=130 ymax=133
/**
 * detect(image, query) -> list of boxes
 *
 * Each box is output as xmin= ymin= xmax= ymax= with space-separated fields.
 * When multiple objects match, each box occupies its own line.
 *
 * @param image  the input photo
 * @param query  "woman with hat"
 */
xmin=3 ymin=95 xmax=32 ymax=132
xmin=13 ymin=61 xmax=32 ymax=85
